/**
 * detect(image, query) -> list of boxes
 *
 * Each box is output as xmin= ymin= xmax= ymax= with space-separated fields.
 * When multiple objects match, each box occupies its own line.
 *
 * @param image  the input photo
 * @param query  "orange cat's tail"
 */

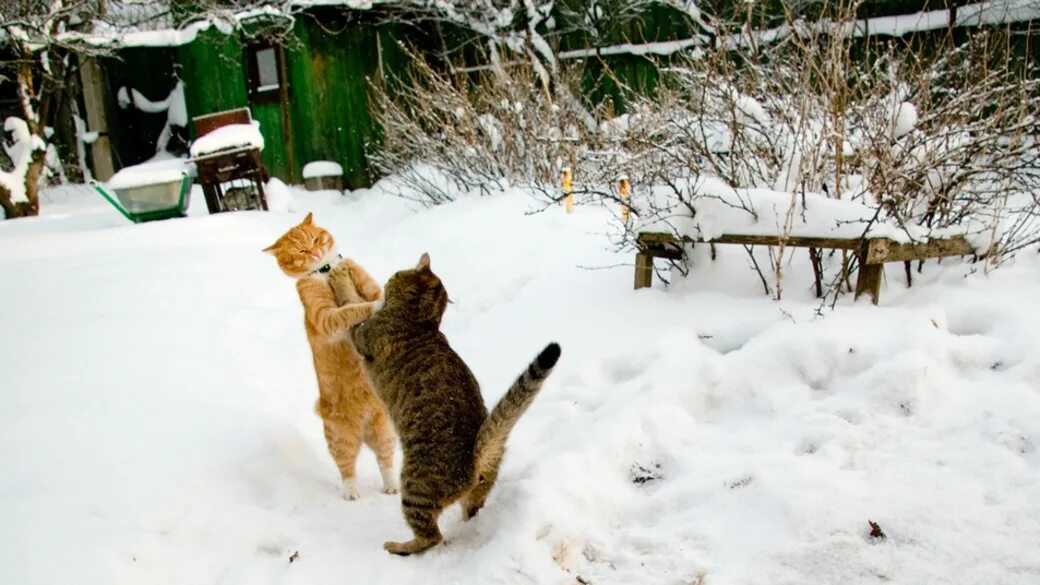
xmin=464 ymin=342 xmax=561 ymax=519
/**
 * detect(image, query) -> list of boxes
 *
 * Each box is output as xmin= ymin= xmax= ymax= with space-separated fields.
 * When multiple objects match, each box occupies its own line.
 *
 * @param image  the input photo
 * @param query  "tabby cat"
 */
xmin=351 ymin=252 xmax=561 ymax=555
xmin=263 ymin=212 xmax=399 ymax=500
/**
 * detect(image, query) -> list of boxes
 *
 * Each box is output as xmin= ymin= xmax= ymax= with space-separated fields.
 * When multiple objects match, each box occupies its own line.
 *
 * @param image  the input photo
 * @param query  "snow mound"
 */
xmin=2 ymin=182 xmax=1039 ymax=585
xmin=264 ymin=177 xmax=294 ymax=213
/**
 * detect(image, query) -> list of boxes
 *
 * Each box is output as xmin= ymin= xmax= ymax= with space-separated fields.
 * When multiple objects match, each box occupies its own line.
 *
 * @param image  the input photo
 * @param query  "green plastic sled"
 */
xmin=92 ymin=173 xmax=192 ymax=223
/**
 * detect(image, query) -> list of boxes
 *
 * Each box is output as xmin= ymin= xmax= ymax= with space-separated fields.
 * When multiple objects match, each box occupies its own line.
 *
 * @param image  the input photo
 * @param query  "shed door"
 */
xmin=244 ymin=43 xmax=294 ymax=181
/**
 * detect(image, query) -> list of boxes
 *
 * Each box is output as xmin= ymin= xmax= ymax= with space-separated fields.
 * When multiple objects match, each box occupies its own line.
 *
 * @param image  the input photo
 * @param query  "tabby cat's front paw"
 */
xmin=371 ymin=299 xmax=384 ymax=312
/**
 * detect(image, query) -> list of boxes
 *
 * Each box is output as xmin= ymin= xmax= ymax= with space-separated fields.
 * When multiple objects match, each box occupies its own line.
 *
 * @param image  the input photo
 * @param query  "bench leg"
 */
xmin=634 ymin=252 xmax=653 ymax=289
xmin=854 ymin=259 xmax=883 ymax=305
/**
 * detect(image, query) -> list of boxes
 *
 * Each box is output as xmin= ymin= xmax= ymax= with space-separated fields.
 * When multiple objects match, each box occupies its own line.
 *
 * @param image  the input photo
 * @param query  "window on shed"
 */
xmin=245 ymin=44 xmax=282 ymax=101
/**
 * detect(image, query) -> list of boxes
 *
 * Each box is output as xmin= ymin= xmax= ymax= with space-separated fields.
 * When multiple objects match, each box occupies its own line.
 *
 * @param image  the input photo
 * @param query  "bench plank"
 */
xmin=864 ymin=237 xmax=976 ymax=264
xmin=634 ymin=231 xmax=980 ymax=305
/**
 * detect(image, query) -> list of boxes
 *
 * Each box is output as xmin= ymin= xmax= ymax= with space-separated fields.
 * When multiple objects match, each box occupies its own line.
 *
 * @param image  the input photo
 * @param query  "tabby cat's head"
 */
xmin=263 ymin=212 xmax=338 ymax=279
xmin=384 ymin=252 xmax=449 ymax=325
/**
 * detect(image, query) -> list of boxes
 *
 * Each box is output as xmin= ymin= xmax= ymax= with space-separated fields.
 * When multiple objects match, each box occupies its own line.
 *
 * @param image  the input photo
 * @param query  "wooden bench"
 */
xmin=635 ymin=231 xmax=979 ymax=304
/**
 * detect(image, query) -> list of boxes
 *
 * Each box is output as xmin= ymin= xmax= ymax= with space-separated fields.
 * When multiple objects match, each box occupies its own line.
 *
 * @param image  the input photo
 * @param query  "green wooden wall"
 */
xmin=173 ymin=13 xmax=405 ymax=187
xmin=285 ymin=10 xmax=380 ymax=188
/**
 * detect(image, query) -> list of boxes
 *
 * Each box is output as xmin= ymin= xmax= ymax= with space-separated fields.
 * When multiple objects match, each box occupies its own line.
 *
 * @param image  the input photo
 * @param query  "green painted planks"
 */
xmin=285 ymin=11 xmax=381 ymax=189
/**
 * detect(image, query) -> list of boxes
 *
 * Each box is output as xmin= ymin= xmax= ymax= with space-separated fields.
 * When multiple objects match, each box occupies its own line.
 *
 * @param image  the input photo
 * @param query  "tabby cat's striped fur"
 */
xmin=351 ymin=252 xmax=561 ymax=555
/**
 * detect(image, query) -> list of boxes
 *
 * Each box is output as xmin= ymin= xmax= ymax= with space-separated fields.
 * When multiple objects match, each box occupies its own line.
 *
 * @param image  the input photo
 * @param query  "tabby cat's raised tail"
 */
xmin=464 ymin=342 xmax=562 ymax=519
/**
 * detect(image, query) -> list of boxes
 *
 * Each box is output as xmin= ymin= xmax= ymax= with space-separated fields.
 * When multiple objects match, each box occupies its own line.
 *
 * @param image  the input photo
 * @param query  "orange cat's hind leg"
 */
xmin=323 ymin=420 xmax=364 ymax=500
xmin=364 ymin=409 xmax=399 ymax=495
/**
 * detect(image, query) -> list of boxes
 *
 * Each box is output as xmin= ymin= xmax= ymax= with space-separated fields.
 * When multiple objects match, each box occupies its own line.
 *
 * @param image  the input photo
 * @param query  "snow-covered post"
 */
xmin=562 ymin=167 xmax=573 ymax=213
xmin=618 ymin=175 xmax=630 ymax=222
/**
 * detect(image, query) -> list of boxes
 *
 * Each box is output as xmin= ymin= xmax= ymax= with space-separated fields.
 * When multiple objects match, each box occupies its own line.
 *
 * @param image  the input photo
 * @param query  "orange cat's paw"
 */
xmin=342 ymin=478 xmax=360 ymax=501
xmin=371 ymin=299 xmax=384 ymax=312
xmin=328 ymin=261 xmax=352 ymax=278
xmin=380 ymin=467 xmax=399 ymax=494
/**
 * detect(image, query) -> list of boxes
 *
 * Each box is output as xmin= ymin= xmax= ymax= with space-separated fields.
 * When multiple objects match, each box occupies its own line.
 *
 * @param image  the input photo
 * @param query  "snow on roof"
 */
xmin=558 ymin=1 xmax=1040 ymax=61
xmin=189 ymin=122 xmax=265 ymax=158
xmin=46 ymin=1 xmax=388 ymax=49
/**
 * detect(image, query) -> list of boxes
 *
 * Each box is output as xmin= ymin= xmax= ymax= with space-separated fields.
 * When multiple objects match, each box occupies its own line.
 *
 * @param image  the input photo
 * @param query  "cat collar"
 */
xmin=311 ymin=254 xmax=343 ymax=276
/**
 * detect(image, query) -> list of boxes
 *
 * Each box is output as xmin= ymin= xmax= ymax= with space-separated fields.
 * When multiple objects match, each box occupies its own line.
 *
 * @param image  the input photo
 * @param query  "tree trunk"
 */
xmin=0 ymin=149 xmax=45 ymax=218
xmin=3 ymin=46 xmax=61 ymax=219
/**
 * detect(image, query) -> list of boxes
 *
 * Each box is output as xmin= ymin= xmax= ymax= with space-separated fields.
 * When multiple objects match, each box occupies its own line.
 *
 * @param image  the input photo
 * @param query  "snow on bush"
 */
xmin=369 ymin=52 xmax=609 ymax=203
xmin=371 ymin=17 xmax=1038 ymax=302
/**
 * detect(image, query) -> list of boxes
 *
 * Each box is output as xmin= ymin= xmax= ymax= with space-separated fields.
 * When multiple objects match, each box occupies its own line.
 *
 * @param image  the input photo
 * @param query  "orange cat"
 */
xmin=264 ymin=212 xmax=398 ymax=499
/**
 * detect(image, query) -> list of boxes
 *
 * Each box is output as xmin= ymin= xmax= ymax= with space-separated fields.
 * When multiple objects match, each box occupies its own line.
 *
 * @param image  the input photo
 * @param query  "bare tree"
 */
xmin=0 ymin=1 xmax=116 ymax=218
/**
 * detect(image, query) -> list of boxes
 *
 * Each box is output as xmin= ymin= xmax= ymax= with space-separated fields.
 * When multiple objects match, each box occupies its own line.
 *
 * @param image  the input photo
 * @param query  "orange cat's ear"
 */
xmin=416 ymin=252 xmax=431 ymax=271
xmin=301 ymin=212 xmax=314 ymax=226
xmin=262 ymin=243 xmax=278 ymax=255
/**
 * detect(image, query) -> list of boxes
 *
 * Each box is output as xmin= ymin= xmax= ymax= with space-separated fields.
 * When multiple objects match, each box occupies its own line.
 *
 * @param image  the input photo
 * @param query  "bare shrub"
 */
xmin=614 ymin=16 xmax=1039 ymax=297
xmin=369 ymin=48 xmax=616 ymax=204
xmin=370 ymin=6 xmax=1040 ymax=300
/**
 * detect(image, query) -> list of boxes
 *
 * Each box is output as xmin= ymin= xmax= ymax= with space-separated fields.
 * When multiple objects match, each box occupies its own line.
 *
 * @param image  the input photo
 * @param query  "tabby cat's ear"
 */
xmin=302 ymin=212 xmax=314 ymax=226
xmin=262 ymin=243 xmax=277 ymax=255
xmin=417 ymin=252 xmax=431 ymax=271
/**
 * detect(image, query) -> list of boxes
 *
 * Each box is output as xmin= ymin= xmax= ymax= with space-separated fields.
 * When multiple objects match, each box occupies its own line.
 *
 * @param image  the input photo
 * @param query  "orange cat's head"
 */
xmin=263 ymin=212 xmax=338 ymax=279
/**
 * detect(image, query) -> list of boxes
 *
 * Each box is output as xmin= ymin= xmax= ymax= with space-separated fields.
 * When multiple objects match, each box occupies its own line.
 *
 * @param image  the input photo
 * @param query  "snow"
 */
xmin=633 ymin=177 xmax=981 ymax=247
xmin=557 ymin=1 xmax=1040 ymax=61
xmin=104 ymin=155 xmax=191 ymax=191
xmin=118 ymin=81 xmax=186 ymax=125
xmin=189 ymin=122 xmax=265 ymax=157
xmin=890 ymin=101 xmax=918 ymax=139
xmin=559 ymin=38 xmax=703 ymax=60
xmin=2 ymin=179 xmax=1040 ymax=584
xmin=265 ymin=177 xmax=294 ymax=212
xmin=301 ymin=161 xmax=344 ymax=180
xmin=59 ymin=2 xmax=389 ymax=49
xmin=476 ymin=114 xmax=504 ymax=151
xmin=117 ymin=82 xmax=187 ymax=154
xmin=72 ymin=114 xmax=95 ymax=182
xmin=1 ymin=117 xmax=46 ymax=203
xmin=863 ymin=7 xmax=953 ymax=36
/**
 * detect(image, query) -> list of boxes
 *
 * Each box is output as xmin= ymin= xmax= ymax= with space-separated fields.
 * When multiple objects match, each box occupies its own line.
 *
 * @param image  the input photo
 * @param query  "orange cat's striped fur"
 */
xmin=264 ymin=212 xmax=398 ymax=499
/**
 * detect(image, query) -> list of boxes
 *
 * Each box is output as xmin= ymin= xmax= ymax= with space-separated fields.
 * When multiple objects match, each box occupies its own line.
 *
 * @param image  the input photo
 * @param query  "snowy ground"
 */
xmin=2 ymin=181 xmax=1039 ymax=585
